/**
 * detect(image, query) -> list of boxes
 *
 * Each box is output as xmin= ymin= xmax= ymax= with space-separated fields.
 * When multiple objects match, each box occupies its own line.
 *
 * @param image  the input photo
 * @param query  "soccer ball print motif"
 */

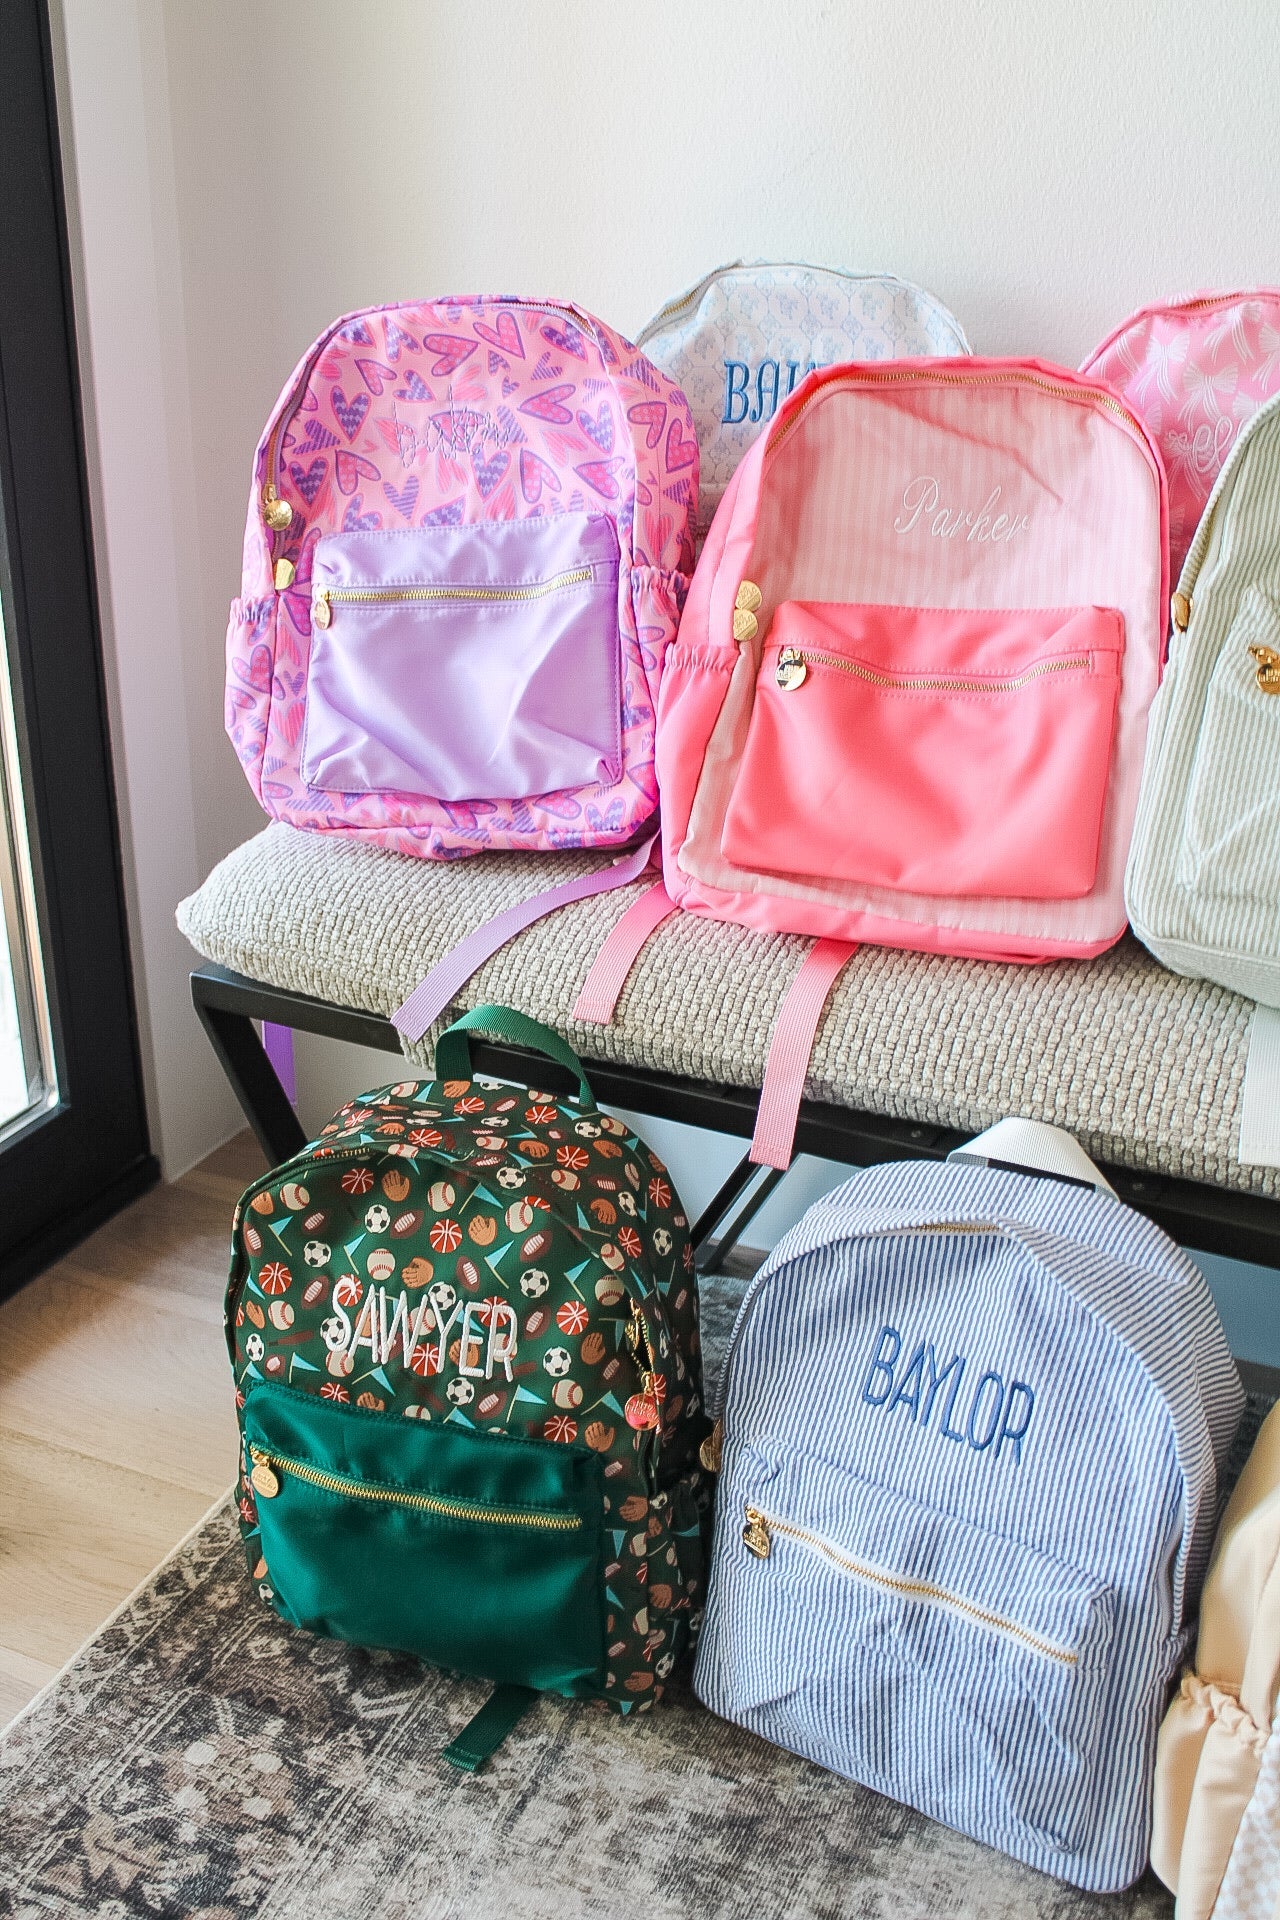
xmin=227 ymin=1069 xmax=709 ymax=1712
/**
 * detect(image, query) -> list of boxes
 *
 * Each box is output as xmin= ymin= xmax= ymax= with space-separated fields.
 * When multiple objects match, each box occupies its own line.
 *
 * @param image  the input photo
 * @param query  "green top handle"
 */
xmin=433 ymin=1004 xmax=595 ymax=1108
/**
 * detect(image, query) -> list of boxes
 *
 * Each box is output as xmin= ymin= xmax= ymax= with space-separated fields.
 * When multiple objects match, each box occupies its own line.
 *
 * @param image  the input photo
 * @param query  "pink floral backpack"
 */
xmin=226 ymin=297 xmax=697 ymax=859
xmin=1082 ymin=289 xmax=1280 ymax=590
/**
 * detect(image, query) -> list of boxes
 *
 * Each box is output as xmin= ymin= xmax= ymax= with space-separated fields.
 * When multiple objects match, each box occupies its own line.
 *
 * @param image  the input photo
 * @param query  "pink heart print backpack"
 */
xmin=1082 ymin=289 xmax=1280 ymax=592
xmin=226 ymin=297 xmax=697 ymax=858
xmin=569 ymin=357 xmax=1169 ymax=1166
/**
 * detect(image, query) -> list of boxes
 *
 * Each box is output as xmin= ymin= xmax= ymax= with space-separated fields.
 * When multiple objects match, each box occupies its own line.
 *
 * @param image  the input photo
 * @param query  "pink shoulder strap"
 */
xmin=749 ymin=939 xmax=858 ymax=1169
xmin=571 ymin=880 xmax=677 ymax=1023
xmin=391 ymin=833 xmax=659 ymax=1044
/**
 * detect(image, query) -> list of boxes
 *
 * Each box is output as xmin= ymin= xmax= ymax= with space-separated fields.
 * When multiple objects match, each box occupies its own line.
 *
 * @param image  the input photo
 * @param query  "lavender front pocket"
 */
xmin=301 ymin=516 xmax=622 ymax=800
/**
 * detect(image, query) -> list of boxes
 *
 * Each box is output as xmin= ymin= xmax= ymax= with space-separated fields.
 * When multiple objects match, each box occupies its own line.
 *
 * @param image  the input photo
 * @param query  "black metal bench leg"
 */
xmin=692 ymin=1154 xmax=789 ymax=1275
xmin=193 ymin=985 xmax=307 ymax=1165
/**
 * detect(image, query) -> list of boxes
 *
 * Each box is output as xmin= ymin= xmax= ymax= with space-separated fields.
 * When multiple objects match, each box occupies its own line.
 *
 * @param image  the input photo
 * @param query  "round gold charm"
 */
xmin=735 ymin=579 xmax=763 ymax=614
xmin=250 ymin=1460 xmax=280 ymax=1500
xmin=775 ymin=648 xmax=808 ymax=691
xmin=262 ymin=489 xmax=293 ymax=532
xmin=1250 ymin=644 xmax=1280 ymax=694
xmin=732 ymin=607 xmax=759 ymax=644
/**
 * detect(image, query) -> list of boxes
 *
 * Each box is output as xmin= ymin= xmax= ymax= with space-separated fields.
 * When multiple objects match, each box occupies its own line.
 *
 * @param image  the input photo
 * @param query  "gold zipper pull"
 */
xmin=312 ymin=590 xmax=331 ymax=629
xmin=249 ymin=1448 xmax=280 ymax=1499
xmin=732 ymin=579 xmax=762 ymax=645
xmin=742 ymin=1505 xmax=771 ymax=1559
xmin=1171 ymin=591 xmax=1191 ymax=634
xmin=699 ymin=1418 xmax=723 ymax=1474
xmin=262 ymin=482 xmax=293 ymax=533
xmin=274 ymin=557 xmax=296 ymax=592
xmin=775 ymin=647 xmax=808 ymax=691
xmin=1250 ymin=644 xmax=1280 ymax=694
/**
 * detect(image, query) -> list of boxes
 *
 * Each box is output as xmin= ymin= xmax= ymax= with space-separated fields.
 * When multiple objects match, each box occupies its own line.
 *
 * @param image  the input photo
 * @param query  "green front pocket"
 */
xmin=243 ymin=1384 xmax=605 ymax=1696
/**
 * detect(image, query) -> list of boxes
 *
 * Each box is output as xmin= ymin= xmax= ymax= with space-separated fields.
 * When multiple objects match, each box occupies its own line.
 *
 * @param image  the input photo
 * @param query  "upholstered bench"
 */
xmin=178 ymin=821 xmax=1280 ymax=1273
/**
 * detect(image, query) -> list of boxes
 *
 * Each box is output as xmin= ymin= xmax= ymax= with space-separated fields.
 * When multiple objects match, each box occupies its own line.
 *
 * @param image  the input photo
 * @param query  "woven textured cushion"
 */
xmin=178 ymin=823 xmax=1278 ymax=1201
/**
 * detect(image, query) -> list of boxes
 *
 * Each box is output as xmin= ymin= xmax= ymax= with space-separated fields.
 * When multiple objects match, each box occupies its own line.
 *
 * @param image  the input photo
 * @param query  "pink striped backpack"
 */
xmin=1082 ymin=289 xmax=1280 ymax=591
xmin=226 ymin=296 xmax=696 ymax=859
xmin=565 ymin=358 xmax=1169 ymax=1165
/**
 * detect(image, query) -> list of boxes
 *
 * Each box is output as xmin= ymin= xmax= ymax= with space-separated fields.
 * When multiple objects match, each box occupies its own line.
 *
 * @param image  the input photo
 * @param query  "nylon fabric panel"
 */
xmin=245 ymin=1384 xmax=606 ymax=1695
xmin=673 ymin=364 xmax=1166 ymax=955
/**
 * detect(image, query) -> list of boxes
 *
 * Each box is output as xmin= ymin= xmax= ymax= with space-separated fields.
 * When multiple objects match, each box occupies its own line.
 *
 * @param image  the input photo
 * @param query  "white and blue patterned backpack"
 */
xmin=636 ymin=260 xmax=970 ymax=542
xmin=694 ymin=1121 xmax=1243 ymax=1894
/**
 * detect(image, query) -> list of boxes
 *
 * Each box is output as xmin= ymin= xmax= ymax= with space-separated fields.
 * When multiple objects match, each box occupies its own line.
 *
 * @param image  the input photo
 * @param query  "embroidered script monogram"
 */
xmin=894 ymin=475 xmax=1031 ymax=544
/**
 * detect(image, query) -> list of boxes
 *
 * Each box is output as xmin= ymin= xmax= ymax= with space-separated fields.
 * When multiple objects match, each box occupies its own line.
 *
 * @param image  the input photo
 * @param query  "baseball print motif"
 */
xmin=227 ymin=297 xmax=698 ymax=859
xmin=228 ymin=1066 xmax=710 ymax=1714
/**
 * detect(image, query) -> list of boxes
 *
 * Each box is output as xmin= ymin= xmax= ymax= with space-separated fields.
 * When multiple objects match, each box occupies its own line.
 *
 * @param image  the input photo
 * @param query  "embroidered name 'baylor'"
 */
xmin=227 ymin=1007 xmax=710 ymax=1762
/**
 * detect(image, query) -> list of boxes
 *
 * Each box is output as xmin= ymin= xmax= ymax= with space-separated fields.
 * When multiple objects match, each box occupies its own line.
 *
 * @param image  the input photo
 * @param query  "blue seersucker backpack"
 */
xmin=693 ymin=1120 xmax=1243 ymax=1893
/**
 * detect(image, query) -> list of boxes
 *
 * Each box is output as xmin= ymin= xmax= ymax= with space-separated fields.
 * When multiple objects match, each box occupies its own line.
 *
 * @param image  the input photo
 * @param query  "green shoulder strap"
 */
xmin=441 ymin=1682 xmax=538 ymax=1773
xmin=434 ymin=1004 xmax=595 ymax=1108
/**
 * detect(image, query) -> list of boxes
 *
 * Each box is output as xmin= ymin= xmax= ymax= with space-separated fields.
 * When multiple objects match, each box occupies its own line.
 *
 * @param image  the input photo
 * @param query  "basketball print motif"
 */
xmin=227 ymin=1049 xmax=710 ymax=1717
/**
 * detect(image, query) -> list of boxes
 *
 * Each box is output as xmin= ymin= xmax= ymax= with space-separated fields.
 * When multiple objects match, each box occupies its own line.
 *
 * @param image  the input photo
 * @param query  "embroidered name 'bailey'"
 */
xmin=893 ymin=475 xmax=1031 ymax=543
xmin=861 ymin=1322 xmax=1037 ymax=1463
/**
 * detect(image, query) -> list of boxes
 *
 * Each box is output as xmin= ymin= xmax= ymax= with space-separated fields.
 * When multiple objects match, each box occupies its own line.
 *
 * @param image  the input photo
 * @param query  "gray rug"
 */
xmin=4 ymin=1272 xmax=1263 ymax=1919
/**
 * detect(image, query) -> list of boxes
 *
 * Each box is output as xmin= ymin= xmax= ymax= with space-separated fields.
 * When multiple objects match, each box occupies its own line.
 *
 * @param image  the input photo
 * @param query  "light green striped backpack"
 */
xmin=1126 ymin=388 xmax=1280 ymax=1007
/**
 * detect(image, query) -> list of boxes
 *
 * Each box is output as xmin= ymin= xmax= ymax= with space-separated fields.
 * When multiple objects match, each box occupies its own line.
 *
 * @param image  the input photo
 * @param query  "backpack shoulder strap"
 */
xmin=392 ymin=833 xmax=659 ymax=1044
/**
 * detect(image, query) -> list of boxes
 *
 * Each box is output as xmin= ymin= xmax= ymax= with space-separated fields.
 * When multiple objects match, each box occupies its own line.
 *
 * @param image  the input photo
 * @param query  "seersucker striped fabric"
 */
xmin=693 ymin=1158 xmax=1243 ymax=1893
xmin=1127 ymin=389 xmax=1280 ymax=1006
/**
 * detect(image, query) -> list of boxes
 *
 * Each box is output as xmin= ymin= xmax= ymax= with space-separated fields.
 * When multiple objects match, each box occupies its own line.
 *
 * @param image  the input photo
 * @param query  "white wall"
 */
xmin=53 ymin=0 xmax=1280 ymax=1243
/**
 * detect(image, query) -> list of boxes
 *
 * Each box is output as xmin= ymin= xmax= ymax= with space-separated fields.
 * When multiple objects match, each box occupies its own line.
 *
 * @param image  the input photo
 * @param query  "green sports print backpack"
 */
xmin=226 ymin=1007 xmax=711 ymax=1769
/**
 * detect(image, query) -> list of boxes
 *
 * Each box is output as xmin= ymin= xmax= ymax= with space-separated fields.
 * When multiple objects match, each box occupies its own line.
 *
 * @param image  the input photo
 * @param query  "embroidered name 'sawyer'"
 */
xmin=324 ymin=1282 xmax=519 ymax=1380
xmin=722 ymin=359 xmax=824 ymax=425
xmin=894 ymin=475 xmax=1031 ymax=544
xmin=861 ymin=1323 xmax=1036 ymax=1462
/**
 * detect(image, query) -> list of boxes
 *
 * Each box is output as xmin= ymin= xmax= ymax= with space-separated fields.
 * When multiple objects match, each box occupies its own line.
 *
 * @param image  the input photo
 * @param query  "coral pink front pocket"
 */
xmin=720 ymin=602 xmax=1125 ymax=899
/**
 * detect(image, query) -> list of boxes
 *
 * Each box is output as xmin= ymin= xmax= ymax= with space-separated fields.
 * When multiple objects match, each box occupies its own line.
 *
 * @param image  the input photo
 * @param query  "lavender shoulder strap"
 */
xmin=391 ymin=833 xmax=659 ymax=1045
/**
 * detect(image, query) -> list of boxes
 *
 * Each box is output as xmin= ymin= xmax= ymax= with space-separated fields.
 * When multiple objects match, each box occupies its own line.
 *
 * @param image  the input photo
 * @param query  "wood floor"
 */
xmin=0 ymin=1130 xmax=266 ymax=1727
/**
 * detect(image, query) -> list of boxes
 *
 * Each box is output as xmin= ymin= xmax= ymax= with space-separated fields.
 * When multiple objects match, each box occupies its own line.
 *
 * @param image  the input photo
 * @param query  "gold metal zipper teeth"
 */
xmin=742 ymin=1505 xmax=1078 ymax=1666
xmin=312 ymin=566 xmax=595 ymax=627
xmin=777 ymin=646 xmax=1091 ymax=694
xmin=766 ymin=366 xmax=1144 ymax=466
xmin=248 ymin=1448 xmax=581 ymax=1529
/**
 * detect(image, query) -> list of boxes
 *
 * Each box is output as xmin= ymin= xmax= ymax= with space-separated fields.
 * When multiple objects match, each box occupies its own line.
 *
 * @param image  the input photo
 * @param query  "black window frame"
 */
xmin=0 ymin=0 xmax=157 ymax=1300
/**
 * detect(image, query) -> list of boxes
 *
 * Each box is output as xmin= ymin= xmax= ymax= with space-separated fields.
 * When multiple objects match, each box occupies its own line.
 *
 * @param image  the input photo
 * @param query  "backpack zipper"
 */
xmin=765 ymin=364 xmax=1150 ymax=467
xmin=311 ymin=566 xmax=595 ymax=629
xmin=771 ymin=646 xmax=1093 ymax=694
xmin=739 ymin=1502 xmax=1079 ymax=1666
xmin=248 ymin=1446 xmax=582 ymax=1528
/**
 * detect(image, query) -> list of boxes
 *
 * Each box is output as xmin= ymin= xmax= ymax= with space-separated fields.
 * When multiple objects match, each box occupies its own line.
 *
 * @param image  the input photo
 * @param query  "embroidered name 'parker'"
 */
xmin=861 ymin=1322 xmax=1036 ymax=1463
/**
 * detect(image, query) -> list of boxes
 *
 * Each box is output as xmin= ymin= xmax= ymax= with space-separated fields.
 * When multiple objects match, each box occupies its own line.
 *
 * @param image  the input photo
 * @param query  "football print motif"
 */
xmin=228 ymin=1047 xmax=707 ymax=1721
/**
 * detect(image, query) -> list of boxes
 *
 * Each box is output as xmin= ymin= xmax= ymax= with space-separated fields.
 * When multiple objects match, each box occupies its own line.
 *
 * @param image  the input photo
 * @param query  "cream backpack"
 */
xmin=1151 ymin=1400 xmax=1280 ymax=1917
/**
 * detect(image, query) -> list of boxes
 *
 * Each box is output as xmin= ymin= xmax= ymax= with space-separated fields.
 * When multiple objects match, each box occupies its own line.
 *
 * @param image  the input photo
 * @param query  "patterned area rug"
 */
xmin=1 ymin=1274 xmax=1268 ymax=1920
